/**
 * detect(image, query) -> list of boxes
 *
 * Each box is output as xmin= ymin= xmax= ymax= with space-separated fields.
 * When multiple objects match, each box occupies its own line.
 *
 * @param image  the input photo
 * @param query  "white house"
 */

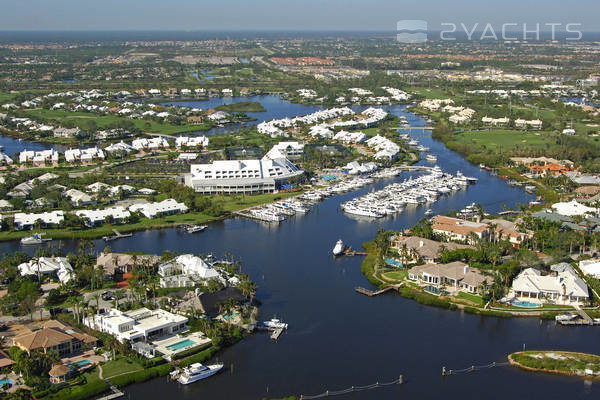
xmin=551 ymin=200 xmax=597 ymax=217
xmin=511 ymin=267 xmax=589 ymax=305
xmin=158 ymin=254 xmax=221 ymax=288
xmin=75 ymin=207 xmax=131 ymax=226
xmin=18 ymin=257 xmax=74 ymax=284
xmin=64 ymin=147 xmax=105 ymax=163
xmin=14 ymin=211 xmax=64 ymax=230
xmin=84 ymin=308 xmax=188 ymax=343
xmin=128 ymin=199 xmax=188 ymax=219
xmin=63 ymin=189 xmax=95 ymax=207
xmin=175 ymin=136 xmax=209 ymax=148
xmin=579 ymin=260 xmax=600 ymax=279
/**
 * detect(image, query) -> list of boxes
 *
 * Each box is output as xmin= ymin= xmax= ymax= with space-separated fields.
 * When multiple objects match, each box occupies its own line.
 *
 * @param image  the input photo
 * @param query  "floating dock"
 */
xmin=270 ymin=328 xmax=284 ymax=340
xmin=103 ymin=229 xmax=133 ymax=242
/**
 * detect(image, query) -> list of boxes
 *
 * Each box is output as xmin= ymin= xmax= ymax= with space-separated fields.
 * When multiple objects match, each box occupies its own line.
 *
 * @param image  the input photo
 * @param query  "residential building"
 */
xmin=511 ymin=266 xmax=589 ymax=305
xmin=175 ymin=136 xmax=209 ymax=148
xmin=264 ymin=141 xmax=305 ymax=160
xmin=431 ymin=215 xmax=490 ymax=243
xmin=392 ymin=235 xmax=473 ymax=264
xmin=158 ymin=254 xmax=221 ymax=288
xmin=551 ymin=200 xmax=597 ymax=217
xmin=19 ymin=149 xmax=59 ymax=166
xmin=75 ymin=206 xmax=131 ymax=227
xmin=64 ymin=147 xmax=105 ymax=163
xmin=579 ymin=259 xmax=600 ymax=279
xmin=18 ymin=257 xmax=74 ymax=283
xmin=84 ymin=308 xmax=188 ymax=343
xmin=64 ymin=189 xmax=96 ymax=207
xmin=14 ymin=210 xmax=64 ymax=230
xmin=96 ymin=252 xmax=160 ymax=276
xmin=408 ymin=261 xmax=491 ymax=294
xmin=53 ymin=127 xmax=84 ymax=138
xmin=128 ymin=199 xmax=188 ymax=218
xmin=12 ymin=320 xmax=96 ymax=356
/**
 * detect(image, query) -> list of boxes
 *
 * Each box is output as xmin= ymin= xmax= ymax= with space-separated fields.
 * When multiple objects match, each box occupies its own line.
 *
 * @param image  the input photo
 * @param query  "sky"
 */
xmin=1 ymin=0 xmax=599 ymax=32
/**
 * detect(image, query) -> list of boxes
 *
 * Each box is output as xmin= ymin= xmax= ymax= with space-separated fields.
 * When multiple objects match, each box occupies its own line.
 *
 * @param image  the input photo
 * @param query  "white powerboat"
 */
xmin=177 ymin=363 xmax=224 ymax=384
xmin=333 ymin=239 xmax=345 ymax=256
xmin=263 ymin=318 xmax=288 ymax=330
xmin=186 ymin=225 xmax=207 ymax=233
xmin=425 ymin=154 xmax=437 ymax=162
xmin=21 ymin=233 xmax=44 ymax=245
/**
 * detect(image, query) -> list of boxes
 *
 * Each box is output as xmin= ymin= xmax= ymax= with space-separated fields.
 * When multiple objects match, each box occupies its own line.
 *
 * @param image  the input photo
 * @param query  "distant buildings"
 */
xmin=431 ymin=215 xmax=490 ymax=243
xmin=19 ymin=149 xmax=59 ymax=166
xmin=158 ymin=254 xmax=221 ymax=288
xmin=128 ymin=199 xmax=188 ymax=218
xmin=76 ymin=206 xmax=131 ymax=226
xmin=14 ymin=210 xmax=64 ymax=230
xmin=515 ymin=118 xmax=543 ymax=130
xmin=64 ymin=146 xmax=105 ymax=163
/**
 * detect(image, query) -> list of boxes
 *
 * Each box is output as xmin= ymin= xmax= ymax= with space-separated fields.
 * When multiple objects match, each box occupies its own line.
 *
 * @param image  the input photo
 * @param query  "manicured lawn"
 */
xmin=101 ymin=358 xmax=144 ymax=379
xmin=382 ymin=270 xmax=408 ymax=282
xmin=457 ymin=291 xmax=484 ymax=306
xmin=410 ymin=87 xmax=457 ymax=100
xmin=22 ymin=109 xmax=211 ymax=135
xmin=453 ymin=130 xmax=557 ymax=152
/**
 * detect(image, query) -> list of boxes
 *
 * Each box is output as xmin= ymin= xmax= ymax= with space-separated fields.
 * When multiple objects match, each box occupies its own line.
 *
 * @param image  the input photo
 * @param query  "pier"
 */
xmin=103 ymin=229 xmax=133 ymax=242
xmin=355 ymin=286 xmax=396 ymax=297
xmin=557 ymin=306 xmax=598 ymax=326
xmin=270 ymin=328 xmax=284 ymax=340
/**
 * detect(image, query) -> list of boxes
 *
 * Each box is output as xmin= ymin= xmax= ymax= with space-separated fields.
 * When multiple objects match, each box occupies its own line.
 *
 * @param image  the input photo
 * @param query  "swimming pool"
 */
xmin=321 ymin=175 xmax=338 ymax=181
xmin=223 ymin=312 xmax=239 ymax=321
xmin=74 ymin=360 xmax=92 ymax=367
xmin=423 ymin=285 xmax=448 ymax=296
xmin=0 ymin=378 xmax=13 ymax=387
xmin=511 ymin=300 xmax=543 ymax=308
xmin=385 ymin=258 xmax=403 ymax=268
xmin=167 ymin=339 xmax=197 ymax=351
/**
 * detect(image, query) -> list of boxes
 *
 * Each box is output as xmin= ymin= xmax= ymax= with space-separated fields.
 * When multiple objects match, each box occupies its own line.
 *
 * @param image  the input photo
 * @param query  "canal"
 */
xmin=2 ymin=101 xmax=599 ymax=399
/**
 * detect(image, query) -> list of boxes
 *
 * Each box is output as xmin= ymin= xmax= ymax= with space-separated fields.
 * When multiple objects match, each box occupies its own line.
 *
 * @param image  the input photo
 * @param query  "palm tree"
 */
xmin=238 ymin=279 xmax=257 ymax=301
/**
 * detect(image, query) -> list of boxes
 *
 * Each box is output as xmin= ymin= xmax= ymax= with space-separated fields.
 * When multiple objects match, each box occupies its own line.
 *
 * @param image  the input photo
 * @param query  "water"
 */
xmin=167 ymin=339 xmax=197 ymax=351
xmin=1 ymin=103 xmax=598 ymax=399
xmin=0 ymin=135 xmax=57 ymax=158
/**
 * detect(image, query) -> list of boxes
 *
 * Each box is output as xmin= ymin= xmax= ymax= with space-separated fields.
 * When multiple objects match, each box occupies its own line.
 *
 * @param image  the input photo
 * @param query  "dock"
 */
xmin=270 ymin=328 xmax=284 ymax=340
xmin=233 ymin=210 xmax=284 ymax=223
xmin=97 ymin=384 xmax=123 ymax=400
xmin=355 ymin=286 xmax=395 ymax=297
xmin=103 ymin=229 xmax=133 ymax=242
xmin=342 ymin=248 xmax=367 ymax=256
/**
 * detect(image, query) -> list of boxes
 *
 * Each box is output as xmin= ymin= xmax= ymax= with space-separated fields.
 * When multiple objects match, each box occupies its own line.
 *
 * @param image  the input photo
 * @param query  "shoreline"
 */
xmin=508 ymin=351 xmax=600 ymax=378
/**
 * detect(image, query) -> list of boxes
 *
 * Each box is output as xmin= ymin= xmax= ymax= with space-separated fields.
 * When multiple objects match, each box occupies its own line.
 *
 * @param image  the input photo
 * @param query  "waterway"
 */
xmin=2 ymin=101 xmax=599 ymax=399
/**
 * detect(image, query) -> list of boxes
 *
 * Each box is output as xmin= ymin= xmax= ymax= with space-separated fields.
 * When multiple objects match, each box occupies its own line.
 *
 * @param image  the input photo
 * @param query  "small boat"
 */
xmin=333 ymin=239 xmax=346 ymax=256
xmin=21 ymin=233 xmax=44 ymax=245
xmin=479 ymin=163 xmax=486 ymax=169
xmin=263 ymin=318 xmax=288 ymax=330
xmin=177 ymin=363 xmax=224 ymax=385
xmin=425 ymin=154 xmax=437 ymax=162
xmin=555 ymin=313 xmax=578 ymax=322
xmin=424 ymin=209 xmax=434 ymax=216
xmin=186 ymin=225 xmax=207 ymax=233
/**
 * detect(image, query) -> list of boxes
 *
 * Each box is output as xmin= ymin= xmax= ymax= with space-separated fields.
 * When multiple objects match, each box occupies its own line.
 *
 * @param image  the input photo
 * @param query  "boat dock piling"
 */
xmin=442 ymin=361 xmax=510 ymax=376
xmin=298 ymin=375 xmax=404 ymax=399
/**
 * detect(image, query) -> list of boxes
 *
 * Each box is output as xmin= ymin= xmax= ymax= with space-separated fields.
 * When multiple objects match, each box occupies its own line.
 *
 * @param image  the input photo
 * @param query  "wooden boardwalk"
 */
xmin=355 ymin=286 xmax=395 ymax=297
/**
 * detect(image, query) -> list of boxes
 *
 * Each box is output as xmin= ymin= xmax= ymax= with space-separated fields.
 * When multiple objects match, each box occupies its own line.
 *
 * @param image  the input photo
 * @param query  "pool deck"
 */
xmin=152 ymin=332 xmax=211 ymax=360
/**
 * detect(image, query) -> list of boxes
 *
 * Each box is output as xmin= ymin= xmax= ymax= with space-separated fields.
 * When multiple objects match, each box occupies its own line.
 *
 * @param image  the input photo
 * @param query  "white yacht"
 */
xmin=333 ymin=239 xmax=345 ymax=256
xmin=186 ymin=225 xmax=207 ymax=233
xmin=263 ymin=318 xmax=288 ymax=330
xmin=21 ymin=233 xmax=44 ymax=245
xmin=425 ymin=154 xmax=437 ymax=162
xmin=177 ymin=363 xmax=224 ymax=385
xmin=424 ymin=209 xmax=434 ymax=216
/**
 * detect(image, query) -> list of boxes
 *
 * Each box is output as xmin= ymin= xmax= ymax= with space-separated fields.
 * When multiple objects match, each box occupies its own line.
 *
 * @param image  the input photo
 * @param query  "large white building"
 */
xmin=84 ymin=308 xmax=188 ymax=343
xmin=18 ymin=257 xmax=74 ymax=284
xmin=185 ymin=155 xmax=303 ymax=195
xmin=75 ymin=206 xmax=131 ymax=226
xmin=14 ymin=211 xmax=64 ymax=230
xmin=128 ymin=199 xmax=188 ymax=218
xmin=64 ymin=147 xmax=105 ymax=163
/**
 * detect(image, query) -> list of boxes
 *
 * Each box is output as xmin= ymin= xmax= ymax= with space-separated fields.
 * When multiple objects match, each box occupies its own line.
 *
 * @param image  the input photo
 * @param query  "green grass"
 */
xmin=382 ymin=270 xmax=408 ymax=282
xmin=101 ymin=358 xmax=144 ymax=379
xmin=453 ymin=129 xmax=557 ymax=152
xmin=457 ymin=291 xmax=484 ymax=305
xmin=22 ymin=109 xmax=211 ymax=135
xmin=37 ymin=368 xmax=109 ymax=400
xmin=511 ymin=351 xmax=600 ymax=375
xmin=410 ymin=87 xmax=456 ymax=100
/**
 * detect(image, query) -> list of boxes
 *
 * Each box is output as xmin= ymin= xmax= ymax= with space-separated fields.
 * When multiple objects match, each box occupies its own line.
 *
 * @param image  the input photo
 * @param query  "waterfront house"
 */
xmin=551 ymin=200 xmax=597 ymax=217
xmin=128 ymin=198 xmax=188 ymax=219
xmin=75 ymin=206 xmax=131 ymax=227
xmin=197 ymin=287 xmax=247 ymax=317
xmin=14 ymin=210 xmax=64 ymax=230
xmin=431 ymin=215 xmax=490 ymax=243
xmin=158 ymin=254 xmax=221 ymax=288
xmin=84 ymin=308 xmax=188 ymax=343
xmin=64 ymin=147 xmax=105 ymax=164
xmin=408 ymin=261 xmax=491 ymax=294
xmin=13 ymin=321 xmax=96 ymax=357
xmin=510 ymin=267 xmax=589 ymax=305
xmin=392 ymin=235 xmax=474 ymax=264
xmin=579 ymin=259 xmax=600 ymax=279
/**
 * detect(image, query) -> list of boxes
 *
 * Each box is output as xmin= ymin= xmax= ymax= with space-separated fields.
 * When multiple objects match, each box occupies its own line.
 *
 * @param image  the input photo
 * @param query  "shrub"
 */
xmin=179 ymin=346 xmax=218 ymax=367
xmin=171 ymin=342 xmax=212 ymax=360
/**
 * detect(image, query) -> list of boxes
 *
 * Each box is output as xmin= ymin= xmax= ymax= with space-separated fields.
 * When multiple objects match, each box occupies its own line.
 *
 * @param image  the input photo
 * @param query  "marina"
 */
xmin=3 ymin=104 xmax=594 ymax=400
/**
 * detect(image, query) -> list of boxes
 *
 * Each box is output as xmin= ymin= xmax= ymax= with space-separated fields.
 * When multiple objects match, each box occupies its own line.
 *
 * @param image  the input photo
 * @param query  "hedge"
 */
xmin=143 ymin=356 xmax=166 ymax=368
xmin=171 ymin=342 xmax=212 ymax=360
xmin=109 ymin=363 xmax=173 ymax=388
xmin=179 ymin=346 xmax=218 ymax=368
xmin=36 ymin=379 xmax=109 ymax=400
xmin=398 ymin=287 xmax=458 ymax=310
